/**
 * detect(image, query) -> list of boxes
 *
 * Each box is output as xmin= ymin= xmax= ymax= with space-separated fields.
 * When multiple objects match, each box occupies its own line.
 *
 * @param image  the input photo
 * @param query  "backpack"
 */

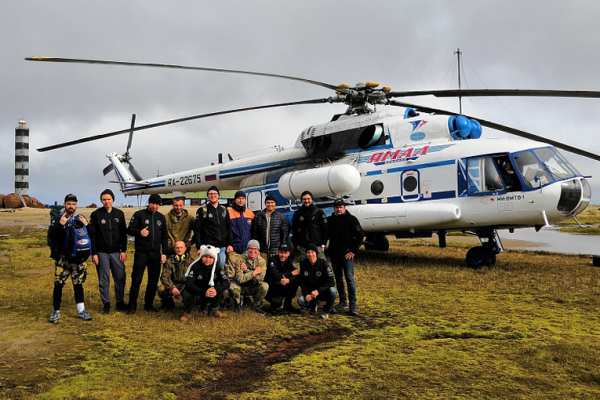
xmin=64 ymin=216 xmax=91 ymax=263
xmin=47 ymin=205 xmax=65 ymax=247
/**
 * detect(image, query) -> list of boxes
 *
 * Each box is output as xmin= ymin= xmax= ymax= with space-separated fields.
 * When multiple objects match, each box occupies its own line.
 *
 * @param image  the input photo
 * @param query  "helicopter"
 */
xmin=28 ymin=56 xmax=599 ymax=268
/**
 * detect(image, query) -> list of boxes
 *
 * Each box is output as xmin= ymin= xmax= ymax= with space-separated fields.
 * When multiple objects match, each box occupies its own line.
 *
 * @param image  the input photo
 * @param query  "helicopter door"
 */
xmin=401 ymin=170 xmax=421 ymax=201
xmin=247 ymin=190 xmax=263 ymax=212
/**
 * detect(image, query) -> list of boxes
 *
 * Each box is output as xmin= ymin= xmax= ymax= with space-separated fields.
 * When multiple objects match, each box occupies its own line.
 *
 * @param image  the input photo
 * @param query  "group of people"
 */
xmin=47 ymin=186 xmax=364 ymax=323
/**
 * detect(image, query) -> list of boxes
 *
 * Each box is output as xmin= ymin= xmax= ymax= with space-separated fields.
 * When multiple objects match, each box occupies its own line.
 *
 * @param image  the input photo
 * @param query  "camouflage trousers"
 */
xmin=157 ymin=283 xmax=185 ymax=300
xmin=55 ymin=260 xmax=87 ymax=286
xmin=229 ymin=281 xmax=269 ymax=307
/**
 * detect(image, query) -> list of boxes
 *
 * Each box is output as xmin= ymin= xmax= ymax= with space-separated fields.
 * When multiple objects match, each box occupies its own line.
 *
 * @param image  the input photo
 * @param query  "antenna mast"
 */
xmin=454 ymin=48 xmax=463 ymax=114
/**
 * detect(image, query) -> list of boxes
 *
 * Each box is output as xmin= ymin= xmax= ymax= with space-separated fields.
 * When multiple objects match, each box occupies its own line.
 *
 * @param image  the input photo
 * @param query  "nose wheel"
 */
xmin=465 ymin=228 xmax=503 ymax=268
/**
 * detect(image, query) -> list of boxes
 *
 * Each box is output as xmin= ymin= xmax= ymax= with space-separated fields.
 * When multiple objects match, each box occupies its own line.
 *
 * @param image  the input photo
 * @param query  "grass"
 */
xmin=558 ymin=205 xmax=600 ymax=234
xmin=1 ymin=230 xmax=600 ymax=399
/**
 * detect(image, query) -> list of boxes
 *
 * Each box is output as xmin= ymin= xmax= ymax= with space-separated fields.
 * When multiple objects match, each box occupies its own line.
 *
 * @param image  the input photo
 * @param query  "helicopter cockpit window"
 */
xmin=533 ymin=148 xmax=576 ymax=181
xmin=466 ymin=156 xmax=504 ymax=194
xmin=512 ymin=151 xmax=553 ymax=188
xmin=554 ymin=148 xmax=581 ymax=176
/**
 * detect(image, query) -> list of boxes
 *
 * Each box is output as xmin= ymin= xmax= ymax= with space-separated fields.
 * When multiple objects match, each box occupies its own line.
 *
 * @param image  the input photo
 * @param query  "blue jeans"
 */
xmin=331 ymin=256 xmax=356 ymax=309
xmin=298 ymin=286 xmax=337 ymax=312
xmin=218 ymin=247 xmax=227 ymax=271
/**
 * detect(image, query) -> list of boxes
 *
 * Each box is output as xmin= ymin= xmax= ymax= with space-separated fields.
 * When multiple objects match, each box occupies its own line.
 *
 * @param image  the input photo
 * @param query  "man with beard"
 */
xmin=166 ymin=196 xmax=195 ymax=255
xmin=47 ymin=194 xmax=92 ymax=323
xmin=291 ymin=191 xmax=328 ymax=261
xmin=126 ymin=194 xmax=169 ymax=314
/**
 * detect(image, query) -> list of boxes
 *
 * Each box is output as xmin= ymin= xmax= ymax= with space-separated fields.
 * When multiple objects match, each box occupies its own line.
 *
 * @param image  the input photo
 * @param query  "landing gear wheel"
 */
xmin=364 ymin=235 xmax=390 ymax=252
xmin=466 ymin=246 xmax=494 ymax=268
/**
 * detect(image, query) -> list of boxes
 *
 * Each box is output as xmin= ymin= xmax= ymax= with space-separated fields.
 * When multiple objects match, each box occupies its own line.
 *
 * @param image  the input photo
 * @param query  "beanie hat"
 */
xmin=247 ymin=239 xmax=260 ymax=250
xmin=207 ymin=186 xmax=220 ymax=196
xmin=265 ymin=194 xmax=277 ymax=204
xmin=306 ymin=243 xmax=318 ymax=253
xmin=148 ymin=194 xmax=162 ymax=205
xmin=100 ymin=188 xmax=115 ymax=201
xmin=199 ymin=245 xmax=219 ymax=260
xmin=301 ymin=190 xmax=313 ymax=200
xmin=234 ymin=190 xmax=246 ymax=199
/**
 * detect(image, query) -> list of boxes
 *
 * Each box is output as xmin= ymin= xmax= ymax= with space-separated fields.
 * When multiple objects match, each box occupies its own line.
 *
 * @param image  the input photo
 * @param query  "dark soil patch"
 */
xmin=179 ymin=328 xmax=349 ymax=399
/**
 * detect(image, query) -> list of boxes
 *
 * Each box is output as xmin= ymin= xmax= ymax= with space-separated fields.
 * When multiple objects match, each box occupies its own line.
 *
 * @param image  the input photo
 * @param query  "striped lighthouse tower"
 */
xmin=15 ymin=118 xmax=29 ymax=198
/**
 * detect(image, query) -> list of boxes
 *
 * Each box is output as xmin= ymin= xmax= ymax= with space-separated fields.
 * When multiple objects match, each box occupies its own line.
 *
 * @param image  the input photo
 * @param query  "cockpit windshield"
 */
xmin=533 ymin=148 xmax=576 ymax=180
xmin=512 ymin=147 xmax=577 ymax=188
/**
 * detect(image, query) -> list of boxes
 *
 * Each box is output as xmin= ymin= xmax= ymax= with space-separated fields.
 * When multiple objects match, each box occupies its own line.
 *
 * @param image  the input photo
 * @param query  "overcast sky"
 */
xmin=1 ymin=0 xmax=600 ymax=207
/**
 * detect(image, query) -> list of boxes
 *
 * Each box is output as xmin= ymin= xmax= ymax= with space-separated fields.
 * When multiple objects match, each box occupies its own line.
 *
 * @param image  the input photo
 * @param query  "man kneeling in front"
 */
xmin=181 ymin=245 xmax=230 ymax=322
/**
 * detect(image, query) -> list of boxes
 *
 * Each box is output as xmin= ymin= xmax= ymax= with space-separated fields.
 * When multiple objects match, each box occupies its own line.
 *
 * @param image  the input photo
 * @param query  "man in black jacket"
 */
xmin=291 ymin=191 xmax=328 ymax=261
xmin=252 ymin=194 xmax=289 ymax=261
xmin=126 ymin=194 xmax=169 ymax=314
xmin=328 ymin=199 xmax=364 ymax=316
xmin=265 ymin=243 xmax=301 ymax=314
xmin=89 ymin=189 xmax=128 ymax=314
xmin=194 ymin=186 xmax=233 ymax=271
xmin=297 ymin=243 xmax=337 ymax=319
xmin=181 ymin=245 xmax=230 ymax=321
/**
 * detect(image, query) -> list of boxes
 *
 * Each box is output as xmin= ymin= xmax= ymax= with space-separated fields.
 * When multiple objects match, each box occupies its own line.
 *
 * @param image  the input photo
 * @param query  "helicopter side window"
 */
xmin=512 ymin=151 xmax=553 ymax=188
xmin=466 ymin=156 xmax=504 ymax=194
xmin=493 ymin=155 xmax=521 ymax=192
xmin=533 ymin=148 xmax=575 ymax=181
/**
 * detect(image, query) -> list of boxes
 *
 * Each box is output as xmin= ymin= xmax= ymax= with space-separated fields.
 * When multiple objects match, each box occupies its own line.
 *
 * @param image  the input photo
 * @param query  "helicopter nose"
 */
xmin=557 ymin=178 xmax=590 ymax=215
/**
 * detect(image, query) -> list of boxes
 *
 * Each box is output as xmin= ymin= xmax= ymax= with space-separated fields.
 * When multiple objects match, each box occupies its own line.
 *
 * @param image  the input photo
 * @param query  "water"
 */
xmin=499 ymin=228 xmax=600 ymax=255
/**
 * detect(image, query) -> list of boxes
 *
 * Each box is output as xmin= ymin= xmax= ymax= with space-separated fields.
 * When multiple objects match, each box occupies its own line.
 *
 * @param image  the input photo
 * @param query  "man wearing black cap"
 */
xmin=193 ymin=186 xmax=233 ymax=272
xmin=328 ymin=199 xmax=364 ymax=316
xmin=291 ymin=190 xmax=328 ymax=261
xmin=126 ymin=193 xmax=169 ymax=314
xmin=228 ymin=190 xmax=255 ymax=254
xmin=298 ymin=243 xmax=337 ymax=319
xmin=265 ymin=243 xmax=301 ymax=314
xmin=47 ymin=194 xmax=92 ymax=323
xmin=251 ymin=193 xmax=289 ymax=262
xmin=89 ymin=189 xmax=128 ymax=314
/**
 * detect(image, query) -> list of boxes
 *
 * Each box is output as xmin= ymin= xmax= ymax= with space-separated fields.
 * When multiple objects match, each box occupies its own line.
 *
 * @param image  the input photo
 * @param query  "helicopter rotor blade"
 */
xmin=37 ymin=98 xmax=329 ymax=152
xmin=102 ymin=164 xmax=114 ymax=176
xmin=388 ymin=100 xmax=600 ymax=162
xmin=126 ymin=113 xmax=136 ymax=153
xmin=25 ymin=56 xmax=349 ymax=94
xmin=387 ymin=89 xmax=600 ymax=99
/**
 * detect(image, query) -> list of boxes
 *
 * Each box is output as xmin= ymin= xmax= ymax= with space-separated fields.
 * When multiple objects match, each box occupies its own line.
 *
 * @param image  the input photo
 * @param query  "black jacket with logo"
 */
xmin=265 ymin=255 xmax=297 ymax=286
xmin=185 ymin=259 xmax=230 ymax=296
xmin=299 ymin=257 xmax=335 ymax=297
xmin=291 ymin=204 xmax=328 ymax=248
xmin=194 ymin=203 xmax=233 ymax=248
xmin=127 ymin=208 xmax=168 ymax=253
xmin=328 ymin=210 xmax=364 ymax=257
xmin=89 ymin=207 xmax=127 ymax=255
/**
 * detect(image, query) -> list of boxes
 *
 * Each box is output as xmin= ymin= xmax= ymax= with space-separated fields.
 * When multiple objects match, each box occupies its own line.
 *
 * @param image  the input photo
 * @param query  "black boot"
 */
xmin=102 ymin=302 xmax=111 ymax=315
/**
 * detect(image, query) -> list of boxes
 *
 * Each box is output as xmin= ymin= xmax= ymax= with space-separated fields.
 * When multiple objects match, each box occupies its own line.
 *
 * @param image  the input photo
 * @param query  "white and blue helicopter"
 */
xmin=30 ymin=57 xmax=599 ymax=268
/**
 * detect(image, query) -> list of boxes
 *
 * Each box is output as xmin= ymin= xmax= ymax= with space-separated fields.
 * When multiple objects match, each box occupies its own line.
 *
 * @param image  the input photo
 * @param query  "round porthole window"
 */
xmin=371 ymin=180 xmax=384 ymax=195
xmin=403 ymin=176 xmax=418 ymax=192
